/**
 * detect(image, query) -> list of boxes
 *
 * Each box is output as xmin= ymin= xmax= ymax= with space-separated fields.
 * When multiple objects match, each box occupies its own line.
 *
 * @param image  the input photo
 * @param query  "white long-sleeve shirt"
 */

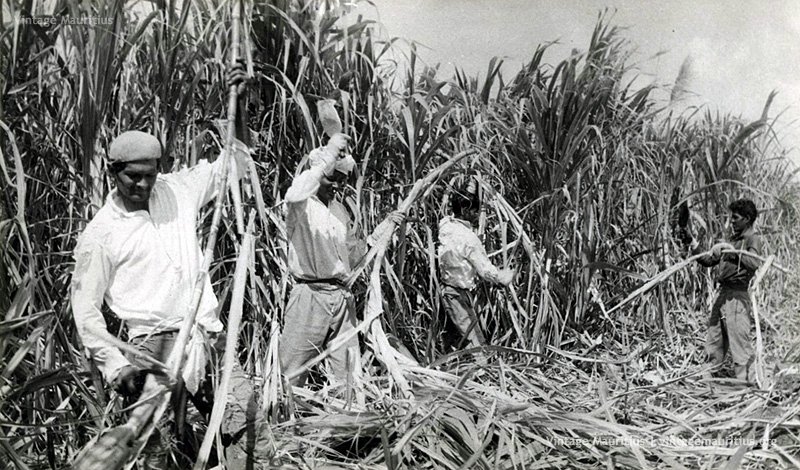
xmin=438 ymin=216 xmax=505 ymax=290
xmin=284 ymin=166 xmax=361 ymax=282
xmin=71 ymin=150 xmax=248 ymax=383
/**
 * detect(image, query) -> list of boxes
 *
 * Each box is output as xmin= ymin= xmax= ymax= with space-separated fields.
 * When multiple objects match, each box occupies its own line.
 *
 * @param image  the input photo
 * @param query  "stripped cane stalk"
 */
xmin=238 ymin=2 xmax=270 ymax=235
xmin=163 ymin=0 xmax=245 ymax=407
xmin=604 ymin=252 xmax=720 ymax=317
xmin=750 ymin=255 xmax=774 ymax=388
xmin=724 ymin=249 xmax=789 ymax=274
xmin=226 ymin=0 xmax=245 ymax=235
xmin=606 ymin=248 xmax=784 ymax=316
xmin=347 ymin=150 xmax=476 ymax=286
xmin=194 ymin=214 xmax=255 ymax=470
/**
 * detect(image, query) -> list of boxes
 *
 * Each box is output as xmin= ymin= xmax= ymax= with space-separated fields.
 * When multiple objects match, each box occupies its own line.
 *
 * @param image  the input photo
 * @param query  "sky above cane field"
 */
xmin=353 ymin=0 xmax=800 ymax=166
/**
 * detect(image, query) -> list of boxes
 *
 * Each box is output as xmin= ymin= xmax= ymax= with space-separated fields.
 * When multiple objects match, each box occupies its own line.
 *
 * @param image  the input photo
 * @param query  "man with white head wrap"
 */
xmin=281 ymin=133 xmax=400 ymax=386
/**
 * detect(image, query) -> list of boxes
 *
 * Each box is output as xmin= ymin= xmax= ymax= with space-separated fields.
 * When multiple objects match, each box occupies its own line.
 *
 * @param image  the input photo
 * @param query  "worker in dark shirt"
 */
xmin=686 ymin=199 xmax=763 ymax=381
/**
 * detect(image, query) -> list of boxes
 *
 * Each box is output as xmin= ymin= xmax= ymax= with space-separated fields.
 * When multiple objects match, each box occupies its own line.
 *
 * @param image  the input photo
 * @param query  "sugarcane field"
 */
xmin=3 ymin=0 xmax=800 ymax=469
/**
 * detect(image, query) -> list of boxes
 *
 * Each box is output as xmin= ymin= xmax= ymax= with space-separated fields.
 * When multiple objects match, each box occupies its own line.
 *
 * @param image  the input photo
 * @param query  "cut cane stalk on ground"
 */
xmin=194 ymin=214 xmax=255 ymax=470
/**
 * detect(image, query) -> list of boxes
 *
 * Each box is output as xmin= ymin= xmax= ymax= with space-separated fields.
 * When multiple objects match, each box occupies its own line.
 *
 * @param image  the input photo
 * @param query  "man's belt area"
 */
xmin=295 ymin=277 xmax=348 ymax=288
xmin=442 ymin=282 xmax=472 ymax=292
xmin=130 ymin=328 xmax=179 ymax=342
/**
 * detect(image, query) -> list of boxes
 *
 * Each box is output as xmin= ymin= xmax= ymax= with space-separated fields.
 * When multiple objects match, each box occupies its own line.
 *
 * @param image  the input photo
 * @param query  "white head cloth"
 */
xmin=108 ymin=131 xmax=161 ymax=162
xmin=308 ymin=147 xmax=356 ymax=176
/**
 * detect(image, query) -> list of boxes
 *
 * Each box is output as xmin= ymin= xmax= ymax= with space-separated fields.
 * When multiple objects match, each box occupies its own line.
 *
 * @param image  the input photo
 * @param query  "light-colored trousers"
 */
xmin=707 ymin=288 xmax=754 ymax=381
xmin=280 ymin=282 xmax=360 ymax=386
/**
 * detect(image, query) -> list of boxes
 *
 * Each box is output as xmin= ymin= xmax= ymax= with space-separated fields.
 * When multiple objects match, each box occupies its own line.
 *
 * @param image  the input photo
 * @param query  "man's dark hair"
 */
xmin=451 ymin=190 xmax=480 ymax=217
xmin=108 ymin=161 xmax=128 ymax=174
xmin=729 ymin=199 xmax=758 ymax=225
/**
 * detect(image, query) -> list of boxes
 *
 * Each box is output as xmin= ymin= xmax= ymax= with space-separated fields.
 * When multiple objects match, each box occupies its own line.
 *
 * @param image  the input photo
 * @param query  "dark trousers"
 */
xmin=128 ymin=330 xmax=266 ymax=470
xmin=442 ymin=285 xmax=486 ymax=348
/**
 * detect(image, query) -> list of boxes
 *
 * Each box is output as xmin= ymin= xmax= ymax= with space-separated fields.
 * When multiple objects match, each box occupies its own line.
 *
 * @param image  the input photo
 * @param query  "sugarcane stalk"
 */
xmin=346 ymin=150 xmax=476 ymax=287
xmin=365 ymin=237 xmax=413 ymax=397
xmin=606 ymin=248 xmax=786 ymax=316
xmin=750 ymin=255 xmax=774 ymax=388
xmin=505 ymin=285 xmax=527 ymax=343
xmin=723 ymin=249 xmax=789 ymax=273
xmin=194 ymin=214 xmax=254 ymax=470
xmin=232 ymin=1 xmax=268 ymax=236
xmin=226 ymin=0 xmax=245 ymax=235
xmin=69 ymin=364 xmax=172 ymax=470
xmin=248 ymin=160 xmax=268 ymax=231
xmin=262 ymin=315 xmax=284 ymax=422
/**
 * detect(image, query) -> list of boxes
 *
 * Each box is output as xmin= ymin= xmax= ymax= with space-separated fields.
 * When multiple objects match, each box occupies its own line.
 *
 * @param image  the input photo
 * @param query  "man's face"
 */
xmin=462 ymin=206 xmax=480 ymax=226
xmin=730 ymin=211 xmax=750 ymax=235
xmin=114 ymin=160 xmax=159 ymax=208
xmin=318 ymin=170 xmax=348 ymax=203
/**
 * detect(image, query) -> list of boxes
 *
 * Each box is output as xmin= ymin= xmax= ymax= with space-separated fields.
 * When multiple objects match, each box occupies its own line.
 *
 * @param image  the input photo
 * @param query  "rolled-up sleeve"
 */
xmin=285 ymin=166 xmax=326 ymax=204
xmin=71 ymin=238 xmax=130 ymax=383
xmin=172 ymin=140 xmax=252 ymax=210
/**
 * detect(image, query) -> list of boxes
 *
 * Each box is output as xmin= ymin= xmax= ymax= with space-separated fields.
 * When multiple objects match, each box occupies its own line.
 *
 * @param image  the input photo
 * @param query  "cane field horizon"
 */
xmin=1 ymin=1 xmax=799 ymax=469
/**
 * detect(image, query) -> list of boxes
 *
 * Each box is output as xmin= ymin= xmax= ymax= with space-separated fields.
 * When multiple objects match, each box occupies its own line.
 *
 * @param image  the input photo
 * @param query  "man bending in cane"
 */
xmin=438 ymin=182 xmax=514 ymax=349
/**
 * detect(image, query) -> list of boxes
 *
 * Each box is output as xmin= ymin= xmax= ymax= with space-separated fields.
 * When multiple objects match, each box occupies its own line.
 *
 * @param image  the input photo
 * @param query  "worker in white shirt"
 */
xmin=281 ymin=133 xmax=402 ymax=387
xmin=70 ymin=68 xmax=265 ymax=469
xmin=438 ymin=184 xmax=514 ymax=349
